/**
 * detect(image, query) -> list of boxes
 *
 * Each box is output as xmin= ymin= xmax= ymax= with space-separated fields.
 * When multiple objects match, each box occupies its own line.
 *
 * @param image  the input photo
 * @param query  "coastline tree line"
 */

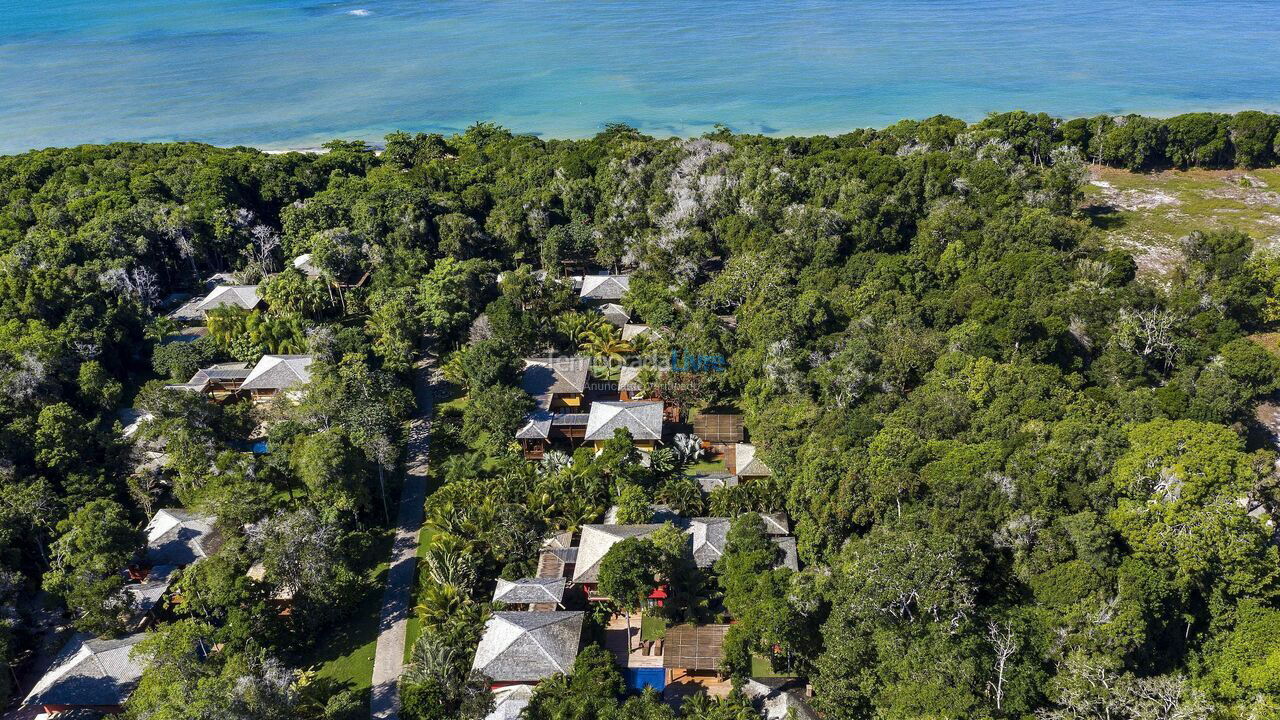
xmin=0 ymin=108 xmax=1279 ymax=718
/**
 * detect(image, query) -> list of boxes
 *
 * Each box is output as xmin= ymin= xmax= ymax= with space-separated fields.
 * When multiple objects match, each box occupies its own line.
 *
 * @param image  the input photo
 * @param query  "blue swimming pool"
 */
xmin=624 ymin=667 xmax=666 ymax=692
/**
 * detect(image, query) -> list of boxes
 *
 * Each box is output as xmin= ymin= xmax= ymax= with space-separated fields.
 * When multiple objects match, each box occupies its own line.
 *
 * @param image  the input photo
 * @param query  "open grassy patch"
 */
xmin=1247 ymin=333 xmax=1280 ymax=357
xmin=687 ymin=457 xmax=727 ymax=474
xmin=304 ymin=558 xmax=389 ymax=706
xmin=750 ymin=654 xmax=799 ymax=679
xmin=1084 ymin=165 xmax=1280 ymax=276
xmin=640 ymin=614 xmax=668 ymax=642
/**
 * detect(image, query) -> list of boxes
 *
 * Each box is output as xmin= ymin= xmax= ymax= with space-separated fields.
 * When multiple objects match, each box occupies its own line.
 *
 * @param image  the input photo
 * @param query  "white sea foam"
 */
xmin=347 ymin=8 xmax=371 ymax=16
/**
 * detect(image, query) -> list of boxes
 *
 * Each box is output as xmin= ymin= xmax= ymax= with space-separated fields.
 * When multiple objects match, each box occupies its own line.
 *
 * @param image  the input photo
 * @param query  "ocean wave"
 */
xmin=347 ymin=8 xmax=371 ymax=16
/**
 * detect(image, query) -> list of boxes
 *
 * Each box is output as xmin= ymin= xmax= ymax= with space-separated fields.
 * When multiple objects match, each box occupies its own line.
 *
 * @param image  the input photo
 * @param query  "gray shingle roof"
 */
xmin=694 ymin=473 xmax=737 ymax=494
xmin=578 ymin=275 xmax=630 ymax=301
xmin=685 ymin=518 xmax=731 ymax=568
xmin=239 ymin=355 xmax=313 ymax=391
xmin=516 ymin=410 xmax=554 ymax=440
xmin=193 ymin=285 xmax=261 ymax=313
xmin=521 ymin=357 xmax=591 ymax=401
xmin=584 ymin=401 xmax=664 ymax=442
xmin=125 ymin=564 xmax=178 ymax=618
xmin=471 ymin=611 xmax=584 ymax=683
xmin=598 ymin=303 xmax=631 ymax=327
xmin=292 ymin=253 xmax=322 ymax=278
xmin=734 ymin=443 xmax=773 ymax=478
xmin=760 ymin=512 xmax=791 ymax=536
xmin=23 ymin=633 xmax=145 ymax=708
xmin=164 ymin=362 xmax=252 ymax=392
xmin=621 ymin=323 xmax=659 ymax=342
xmin=492 ymin=577 xmax=566 ymax=605
xmin=485 ymin=684 xmax=535 ymax=720
xmin=618 ymin=364 xmax=669 ymax=393
xmin=571 ymin=524 xmax=666 ymax=584
xmin=145 ymin=509 xmax=218 ymax=567
xmin=772 ymin=536 xmax=800 ymax=571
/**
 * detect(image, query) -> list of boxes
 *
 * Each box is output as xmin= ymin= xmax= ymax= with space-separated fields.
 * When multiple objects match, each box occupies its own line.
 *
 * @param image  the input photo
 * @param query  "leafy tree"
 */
xmin=43 ymin=499 xmax=141 ymax=634
xmin=524 ymin=644 xmax=625 ymax=720
xmin=598 ymin=537 xmax=662 ymax=651
xmin=462 ymin=385 xmax=533 ymax=452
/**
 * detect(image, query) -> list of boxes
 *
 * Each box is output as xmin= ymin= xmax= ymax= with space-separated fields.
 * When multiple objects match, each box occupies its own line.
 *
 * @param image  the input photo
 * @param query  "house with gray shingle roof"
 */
xmin=621 ymin=323 xmax=661 ymax=343
xmin=730 ymin=443 xmax=772 ymax=479
xmin=486 ymin=683 xmax=536 ymax=720
xmin=683 ymin=516 xmax=799 ymax=571
xmin=597 ymin=303 xmax=631 ymax=328
xmin=125 ymin=564 xmax=178 ymax=629
xmin=572 ymin=524 xmax=667 ymax=587
xmin=163 ymin=361 xmax=253 ymax=399
xmin=192 ymin=285 xmax=263 ymax=315
xmin=292 ymin=253 xmax=322 ymax=279
xmin=578 ymin=274 xmax=630 ymax=303
xmin=239 ymin=354 xmax=313 ymax=401
xmin=145 ymin=508 xmax=219 ymax=567
xmin=584 ymin=401 xmax=664 ymax=451
xmin=573 ymin=515 xmax=798 ymax=596
xmin=22 ymin=633 xmax=145 ymax=714
xmin=492 ymin=577 xmax=566 ymax=610
xmin=517 ymin=357 xmax=593 ymax=459
xmin=471 ymin=611 xmax=584 ymax=685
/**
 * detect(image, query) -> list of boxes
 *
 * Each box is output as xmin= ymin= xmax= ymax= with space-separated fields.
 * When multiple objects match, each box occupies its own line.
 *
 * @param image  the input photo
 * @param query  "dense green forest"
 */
xmin=2 ymin=108 xmax=1280 ymax=719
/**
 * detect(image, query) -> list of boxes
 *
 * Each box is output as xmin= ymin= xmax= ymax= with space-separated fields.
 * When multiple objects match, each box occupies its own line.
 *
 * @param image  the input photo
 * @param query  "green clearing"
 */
xmin=304 ymin=556 xmax=389 ymax=705
xmin=687 ymin=457 xmax=727 ymax=474
xmin=640 ymin=614 xmax=667 ymax=642
xmin=1084 ymin=165 xmax=1280 ymax=275
xmin=750 ymin=654 xmax=799 ymax=679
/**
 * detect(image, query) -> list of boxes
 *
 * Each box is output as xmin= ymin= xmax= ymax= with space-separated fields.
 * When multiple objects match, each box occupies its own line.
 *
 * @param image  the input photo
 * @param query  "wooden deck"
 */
xmin=604 ymin=613 xmax=664 ymax=668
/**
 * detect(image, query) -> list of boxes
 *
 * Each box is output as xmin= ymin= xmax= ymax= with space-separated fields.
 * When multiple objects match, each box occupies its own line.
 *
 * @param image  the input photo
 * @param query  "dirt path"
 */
xmin=369 ymin=357 xmax=436 ymax=720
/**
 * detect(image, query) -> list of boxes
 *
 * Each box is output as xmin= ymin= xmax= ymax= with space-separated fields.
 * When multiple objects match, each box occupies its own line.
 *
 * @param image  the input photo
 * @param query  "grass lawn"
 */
xmin=640 ymin=614 xmax=668 ymax=642
xmin=687 ymin=457 xmax=727 ymax=474
xmin=303 ymin=475 xmax=406 ymax=703
xmin=750 ymin=654 xmax=799 ymax=679
xmin=1084 ymin=165 xmax=1280 ymax=276
xmin=304 ymin=558 xmax=389 ymax=704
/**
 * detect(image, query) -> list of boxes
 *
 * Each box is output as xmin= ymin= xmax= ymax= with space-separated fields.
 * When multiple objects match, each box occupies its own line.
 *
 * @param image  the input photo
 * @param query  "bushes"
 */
xmin=152 ymin=335 xmax=222 ymax=380
xmin=977 ymin=109 xmax=1280 ymax=170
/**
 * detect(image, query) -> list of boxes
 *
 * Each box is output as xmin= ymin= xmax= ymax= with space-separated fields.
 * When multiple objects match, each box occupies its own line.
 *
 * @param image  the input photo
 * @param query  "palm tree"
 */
xmin=144 ymin=316 xmax=179 ymax=344
xmin=439 ymin=351 xmax=467 ymax=389
xmin=579 ymin=326 xmax=633 ymax=365
xmin=554 ymin=311 xmax=607 ymax=349
xmin=423 ymin=534 xmax=476 ymax=590
xmin=414 ymin=583 xmax=469 ymax=630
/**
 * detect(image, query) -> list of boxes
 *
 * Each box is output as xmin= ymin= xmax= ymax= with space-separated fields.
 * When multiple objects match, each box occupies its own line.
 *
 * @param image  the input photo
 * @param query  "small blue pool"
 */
xmin=250 ymin=440 xmax=269 ymax=454
xmin=624 ymin=667 xmax=666 ymax=692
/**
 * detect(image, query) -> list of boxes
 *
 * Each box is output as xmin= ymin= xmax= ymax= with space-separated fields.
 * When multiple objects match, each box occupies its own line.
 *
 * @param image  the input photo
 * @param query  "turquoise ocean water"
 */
xmin=2 ymin=0 xmax=1279 ymax=153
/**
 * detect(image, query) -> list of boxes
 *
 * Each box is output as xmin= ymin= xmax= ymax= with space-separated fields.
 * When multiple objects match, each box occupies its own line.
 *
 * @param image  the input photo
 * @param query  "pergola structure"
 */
xmin=692 ymin=411 xmax=744 ymax=445
xmin=662 ymin=624 xmax=730 ymax=677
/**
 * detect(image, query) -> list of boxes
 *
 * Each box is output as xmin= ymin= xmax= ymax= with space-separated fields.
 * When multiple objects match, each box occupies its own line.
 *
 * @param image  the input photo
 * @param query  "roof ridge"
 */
xmin=521 ymin=618 xmax=569 ymax=673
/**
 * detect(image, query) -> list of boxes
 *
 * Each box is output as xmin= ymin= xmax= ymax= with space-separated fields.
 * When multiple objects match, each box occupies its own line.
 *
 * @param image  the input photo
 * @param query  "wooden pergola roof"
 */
xmin=692 ymin=411 xmax=744 ymax=443
xmin=662 ymin=624 xmax=729 ymax=671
